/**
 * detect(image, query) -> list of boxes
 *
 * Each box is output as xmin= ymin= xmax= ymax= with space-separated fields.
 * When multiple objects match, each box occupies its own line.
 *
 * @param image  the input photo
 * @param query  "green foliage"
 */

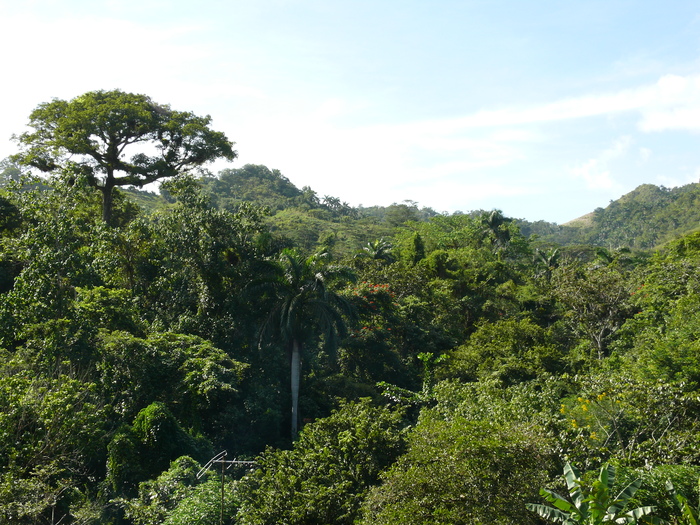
xmin=107 ymin=403 xmax=211 ymax=497
xmin=88 ymin=216 xmax=160 ymax=294
xmin=120 ymin=455 xmax=241 ymax=525
xmin=120 ymin=455 xmax=201 ymax=525
xmin=377 ymin=352 xmax=447 ymax=405
xmin=361 ymin=415 xmax=553 ymax=525
xmin=667 ymin=478 xmax=700 ymax=525
xmin=612 ymin=465 xmax=700 ymax=523
xmin=254 ymin=249 xmax=356 ymax=437
xmin=147 ymin=175 xmax=268 ymax=338
xmin=480 ymin=209 xmax=514 ymax=252
xmin=14 ymin=89 xmax=236 ymax=224
xmin=552 ymin=263 xmax=634 ymax=360
xmin=354 ymin=238 xmax=395 ymax=266
xmin=266 ymin=207 xmax=330 ymax=253
xmin=587 ymin=183 xmax=700 ymax=249
xmin=201 ymin=165 xmax=392 ymax=258
xmin=381 ymin=273 xmax=460 ymax=358
xmin=388 ymin=210 xmax=537 ymax=340
xmin=615 ymin=235 xmax=700 ymax=385
xmin=0 ymin=178 xmax=102 ymax=338
xmin=7 ymin=91 xmax=700 ymax=524
xmin=0 ymin=195 xmax=20 ymax=233
xmin=402 ymin=232 xmax=426 ymax=265
xmin=556 ymin=374 xmax=700 ymax=469
xmin=335 ymin=280 xmax=410 ymax=391
xmin=96 ymin=331 xmax=247 ymax=430
xmin=383 ymin=201 xmax=421 ymax=226
xmin=524 ymin=183 xmax=700 ymax=250
xmin=164 ymin=477 xmax=239 ymax=525
xmin=0 ymin=369 xmax=109 ymax=523
xmin=526 ymin=462 xmax=660 ymax=525
xmin=206 ymin=164 xmax=303 ymax=211
xmin=450 ymin=318 xmax=567 ymax=384
xmin=632 ymin=293 xmax=700 ymax=385
xmin=74 ymin=286 xmax=141 ymax=333
xmin=237 ymin=399 xmax=406 ymax=525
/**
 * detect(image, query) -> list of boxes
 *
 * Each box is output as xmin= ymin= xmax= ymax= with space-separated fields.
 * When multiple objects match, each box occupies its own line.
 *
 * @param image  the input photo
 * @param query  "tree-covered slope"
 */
xmin=6 ymin=90 xmax=700 ymax=524
xmin=521 ymin=182 xmax=700 ymax=250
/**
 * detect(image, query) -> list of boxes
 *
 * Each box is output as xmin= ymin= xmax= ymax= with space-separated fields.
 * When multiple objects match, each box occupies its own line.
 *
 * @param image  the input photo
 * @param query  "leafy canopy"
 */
xmin=14 ymin=89 xmax=236 ymax=224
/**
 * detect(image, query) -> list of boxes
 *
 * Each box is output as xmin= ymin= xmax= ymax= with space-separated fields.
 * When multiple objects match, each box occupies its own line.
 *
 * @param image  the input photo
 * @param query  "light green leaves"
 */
xmin=527 ymin=462 xmax=661 ymax=525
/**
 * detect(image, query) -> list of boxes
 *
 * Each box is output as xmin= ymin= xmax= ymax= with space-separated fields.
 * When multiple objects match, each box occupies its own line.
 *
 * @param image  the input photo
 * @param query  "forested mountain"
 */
xmin=3 ymin=91 xmax=700 ymax=524
xmin=131 ymin=162 xmax=700 ymax=256
xmin=128 ymin=164 xmax=443 ymax=257
xmin=519 ymin=182 xmax=700 ymax=250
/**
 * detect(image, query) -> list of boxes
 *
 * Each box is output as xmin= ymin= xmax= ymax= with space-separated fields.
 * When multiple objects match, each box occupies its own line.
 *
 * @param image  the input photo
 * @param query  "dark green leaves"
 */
xmin=237 ymin=399 xmax=406 ymax=525
xmin=14 ymin=90 xmax=236 ymax=224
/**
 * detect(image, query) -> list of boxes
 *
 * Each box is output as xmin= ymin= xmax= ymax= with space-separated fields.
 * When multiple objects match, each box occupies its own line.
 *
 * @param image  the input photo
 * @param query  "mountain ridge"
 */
xmin=122 ymin=165 xmax=700 ymax=252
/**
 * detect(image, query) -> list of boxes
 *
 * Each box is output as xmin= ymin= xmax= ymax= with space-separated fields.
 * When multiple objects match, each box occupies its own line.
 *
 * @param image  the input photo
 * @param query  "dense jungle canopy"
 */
xmin=3 ymin=91 xmax=700 ymax=524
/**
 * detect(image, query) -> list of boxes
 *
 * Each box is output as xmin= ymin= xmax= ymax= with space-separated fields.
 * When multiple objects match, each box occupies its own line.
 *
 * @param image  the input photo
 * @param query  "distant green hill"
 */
xmin=204 ymin=164 xmax=305 ymax=211
xmin=194 ymin=165 xmax=443 ymax=256
xmin=123 ymin=165 xmax=700 ymax=253
xmin=121 ymin=187 xmax=164 ymax=212
xmin=519 ymin=182 xmax=700 ymax=250
xmin=585 ymin=183 xmax=700 ymax=248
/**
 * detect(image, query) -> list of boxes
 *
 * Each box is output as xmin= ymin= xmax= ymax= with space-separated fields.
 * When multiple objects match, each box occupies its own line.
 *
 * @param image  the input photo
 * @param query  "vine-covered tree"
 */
xmin=14 ymin=89 xmax=237 ymax=225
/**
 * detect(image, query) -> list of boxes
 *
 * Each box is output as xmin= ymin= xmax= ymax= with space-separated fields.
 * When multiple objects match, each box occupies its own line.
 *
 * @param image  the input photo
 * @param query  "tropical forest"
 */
xmin=4 ymin=90 xmax=700 ymax=524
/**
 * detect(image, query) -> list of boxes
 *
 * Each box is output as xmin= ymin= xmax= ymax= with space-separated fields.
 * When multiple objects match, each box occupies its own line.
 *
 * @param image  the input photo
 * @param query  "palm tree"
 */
xmin=535 ymin=248 xmax=560 ymax=281
xmin=480 ymin=209 xmax=512 ymax=251
xmin=255 ymin=250 xmax=356 ymax=438
xmin=355 ymin=238 xmax=395 ymax=264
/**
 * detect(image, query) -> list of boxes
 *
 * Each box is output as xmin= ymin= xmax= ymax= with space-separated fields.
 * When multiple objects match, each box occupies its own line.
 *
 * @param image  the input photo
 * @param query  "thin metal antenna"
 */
xmin=197 ymin=450 xmax=228 ymax=480
xmin=197 ymin=451 xmax=257 ymax=525
xmin=220 ymin=453 xmax=224 ymax=525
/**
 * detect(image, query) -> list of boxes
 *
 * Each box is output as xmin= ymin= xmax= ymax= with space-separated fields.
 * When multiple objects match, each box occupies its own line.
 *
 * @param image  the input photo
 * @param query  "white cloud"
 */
xmin=0 ymin=15 xmax=205 ymax=85
xmin=3 ymin=3 xmax=700 ymax=223
xmin=638 ymin=74 xmax=700 ymax=132
xmin=392 ymin=72 xmax=700 ymax=137
xmin=657 ymin=172 xmax=699 ymax=188
xmin=400 ymin=85 xmax=654 ymax=136
xmin=571 ymin=161 xmax=615 ymax=190
xmin=0 ymin=10 xmax=264 ymax=157
xmin=238 ymin=68 xmax=700 ymax=208
xmin=231 ymin=99 xmax=541 ymax=210
xmin=570 ymin=136 xmax=632 ymax=191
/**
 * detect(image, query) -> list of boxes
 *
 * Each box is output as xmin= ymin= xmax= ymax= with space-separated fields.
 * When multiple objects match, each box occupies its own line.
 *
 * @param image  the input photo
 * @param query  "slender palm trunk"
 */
xmin=290 ymin=339 xmax=302 ymax=438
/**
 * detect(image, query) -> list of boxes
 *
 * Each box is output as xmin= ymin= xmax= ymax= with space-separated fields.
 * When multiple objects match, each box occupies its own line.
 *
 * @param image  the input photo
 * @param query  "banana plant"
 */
xmin=667 ymin=479 xmax=700 ymax=525
xmin=527 ymin=462 xmax=661 ymax=524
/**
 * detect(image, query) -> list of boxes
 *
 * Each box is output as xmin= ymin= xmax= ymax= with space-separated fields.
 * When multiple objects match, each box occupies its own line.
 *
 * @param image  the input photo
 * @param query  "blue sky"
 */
xmin=1 ymin=0 xmax=700 ymax=223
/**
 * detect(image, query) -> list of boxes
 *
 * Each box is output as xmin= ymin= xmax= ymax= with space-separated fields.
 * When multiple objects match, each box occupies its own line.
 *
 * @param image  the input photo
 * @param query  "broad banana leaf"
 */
xmin=614 ymin=505 xmax=662 ymax=524
xmin=564 ymin=462 xmax=586 ymax=510
xmin=526 ymin=503 xmax=577 ymax=524
xmin=607 ymin=479 xmax=642 ymax=516
xmin=541 ymin=488 xmax=576 ymax=514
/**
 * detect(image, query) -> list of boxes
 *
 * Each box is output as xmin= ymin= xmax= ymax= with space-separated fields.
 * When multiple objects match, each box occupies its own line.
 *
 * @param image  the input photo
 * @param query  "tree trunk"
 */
xmin=101 ymin=183 xmax=115 ymax=226
xmin=290 ymin=339 xmax=302 ymax=439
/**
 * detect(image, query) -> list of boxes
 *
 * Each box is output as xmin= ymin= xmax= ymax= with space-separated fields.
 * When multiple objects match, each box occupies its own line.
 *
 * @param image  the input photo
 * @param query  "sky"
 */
xmin=1 ymin=0 xmax=700 ymax=224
